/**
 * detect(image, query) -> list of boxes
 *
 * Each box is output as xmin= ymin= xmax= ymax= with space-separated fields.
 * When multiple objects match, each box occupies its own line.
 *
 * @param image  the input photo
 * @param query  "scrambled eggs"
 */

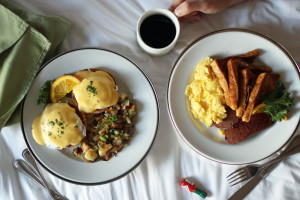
xmin=185 ymin=57 xmax=227 ymax=127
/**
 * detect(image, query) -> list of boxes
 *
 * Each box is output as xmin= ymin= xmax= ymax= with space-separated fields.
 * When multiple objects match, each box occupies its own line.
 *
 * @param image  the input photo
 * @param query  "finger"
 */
xmin=174 ymin=1 xmax=200 ymax=17
xmin=178 ymin=11 xmax=203 ymax=22
xmin=168 ymin=0 xmax=185 ymax=12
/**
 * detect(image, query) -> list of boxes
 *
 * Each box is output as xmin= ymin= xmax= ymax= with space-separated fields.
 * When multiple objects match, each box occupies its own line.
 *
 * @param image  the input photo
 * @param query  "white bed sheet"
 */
xmin=1 ymin=0 xmax=300 ymax=199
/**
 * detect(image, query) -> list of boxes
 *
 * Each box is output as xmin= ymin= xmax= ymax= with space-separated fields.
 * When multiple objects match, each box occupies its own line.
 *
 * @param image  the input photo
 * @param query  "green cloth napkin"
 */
xmin=0 ymin=0 xmax=71 ymax=131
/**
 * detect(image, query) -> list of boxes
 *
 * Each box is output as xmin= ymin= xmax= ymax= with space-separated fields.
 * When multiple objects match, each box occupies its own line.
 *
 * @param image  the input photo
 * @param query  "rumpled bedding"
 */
xmin=1 ymin=0 xmax=300 ymax=199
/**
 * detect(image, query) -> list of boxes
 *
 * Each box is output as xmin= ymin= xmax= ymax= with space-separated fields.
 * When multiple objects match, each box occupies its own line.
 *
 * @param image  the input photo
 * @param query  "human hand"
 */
xmin=169 ymin=0 xmax=246 ymax=22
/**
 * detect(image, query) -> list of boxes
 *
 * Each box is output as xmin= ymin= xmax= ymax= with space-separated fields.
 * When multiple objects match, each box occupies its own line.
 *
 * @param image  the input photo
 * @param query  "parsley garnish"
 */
xmin=262 ymin=82 xmax=294 ymax=122
xmin=94 ymin=124 xmax=103 ymax=129
xmin=128 ymin=110 xmax=136 ymax=115
xmin=55 ymin=119 xmax=63 ymax=126
xmin=99 ymin=135 xmax=107 ymax=143
xmin=48 ymin=121 xmax=55 ymax=126
xmin=87 ymin=80 xmax=97 ymax=94
xmin=37 ymin=80 xmax=54 ymax=105
xmin=110 ymin=115 xmax=118 ymax=122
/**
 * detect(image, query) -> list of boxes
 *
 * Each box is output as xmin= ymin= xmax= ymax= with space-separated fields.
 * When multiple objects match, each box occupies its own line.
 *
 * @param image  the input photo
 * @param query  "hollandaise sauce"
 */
xmin=32 ymin=103 xmax=84 ymax=149
xmin=72 ymin=76 xmax=118 ymax=113
xmin=75 ymin=70 xmax=115 ymax=85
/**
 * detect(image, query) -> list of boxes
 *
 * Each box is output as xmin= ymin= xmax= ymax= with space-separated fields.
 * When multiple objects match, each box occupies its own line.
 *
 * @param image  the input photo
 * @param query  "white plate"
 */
xmin=21 ymin=48 xmax=159 ymax=184
xmin=167 ymin=28 xmax=300 ymax=164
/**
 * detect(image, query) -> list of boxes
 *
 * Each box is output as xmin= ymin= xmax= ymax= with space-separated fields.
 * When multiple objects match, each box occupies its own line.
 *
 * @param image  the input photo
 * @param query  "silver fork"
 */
xmin=227 ymin=135 xmax=300 ymax=186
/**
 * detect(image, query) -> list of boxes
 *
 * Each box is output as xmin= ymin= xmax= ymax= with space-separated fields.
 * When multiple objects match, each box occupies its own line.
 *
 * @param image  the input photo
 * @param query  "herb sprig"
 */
xmin=262 ymin=82 xmax=294 ymax=122
xmin=37 ymin=80 xmax=54 ymax=105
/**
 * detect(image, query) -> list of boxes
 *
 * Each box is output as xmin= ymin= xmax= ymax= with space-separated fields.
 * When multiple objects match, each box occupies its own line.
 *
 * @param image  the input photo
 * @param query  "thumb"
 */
xmin=174 ymin=1 xmax=197 ymax=17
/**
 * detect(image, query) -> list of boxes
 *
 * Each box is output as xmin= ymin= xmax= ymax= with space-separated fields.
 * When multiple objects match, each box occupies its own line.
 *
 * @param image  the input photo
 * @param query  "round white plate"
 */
xmin=167 ymin=28 xmax=300 ymax=164
xmin=21 ymin=48 xmax=159 ymax=184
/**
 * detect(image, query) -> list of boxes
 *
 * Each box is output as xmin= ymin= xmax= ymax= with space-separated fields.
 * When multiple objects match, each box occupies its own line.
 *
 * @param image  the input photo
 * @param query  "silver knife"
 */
xmin=228 ymin=161 xmax=278 ymax=200
xmin=228 ymin=136 xmax=300 ymax=200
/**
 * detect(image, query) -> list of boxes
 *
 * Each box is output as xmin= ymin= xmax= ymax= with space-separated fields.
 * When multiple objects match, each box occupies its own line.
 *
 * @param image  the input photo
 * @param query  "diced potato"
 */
xmin=123 ymin=99 xmax=130 ymax=107
xmin=73 ymin=147 xmax=83 ymax=157
xmin=112 ymin=139 xmax=123 ymax=151
xmin=84 ymin=149 xmax=98 ymax=161
xmin=113 ymin=137 xmax=122 ymax=144
xmin=80 ymin=142 xmax=91 ymax=152
xmin=119 ymin=92 xmax=128 ymax=102
xmin=98 ymin=143 xmax=112 ymax=157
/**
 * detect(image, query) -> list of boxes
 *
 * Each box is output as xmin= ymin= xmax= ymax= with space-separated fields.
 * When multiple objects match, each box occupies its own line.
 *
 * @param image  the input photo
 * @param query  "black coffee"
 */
xmin=140 ymin=14 xmax=176 ymax=48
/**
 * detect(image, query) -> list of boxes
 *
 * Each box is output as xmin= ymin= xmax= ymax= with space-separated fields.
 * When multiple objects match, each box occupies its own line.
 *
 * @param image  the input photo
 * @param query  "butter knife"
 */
xmin=13 ymin=159 xmax=60 ymax=195
xmin=22 ymin=149 xmax=65 ymax=200
xmin=228 ymin=162 xmax=277 ymax=200
xmin=228 ymin=136 xmax=300 ymax=200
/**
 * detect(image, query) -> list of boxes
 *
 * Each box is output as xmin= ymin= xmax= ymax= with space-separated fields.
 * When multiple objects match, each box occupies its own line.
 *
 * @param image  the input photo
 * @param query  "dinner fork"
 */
xmin=227 ymin=136 xmax=300 ymax=186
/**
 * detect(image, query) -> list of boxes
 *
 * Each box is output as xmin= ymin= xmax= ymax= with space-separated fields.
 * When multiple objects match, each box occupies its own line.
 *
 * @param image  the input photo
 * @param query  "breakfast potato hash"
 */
xmin=73 ymin=93 xmax=136 ymax=162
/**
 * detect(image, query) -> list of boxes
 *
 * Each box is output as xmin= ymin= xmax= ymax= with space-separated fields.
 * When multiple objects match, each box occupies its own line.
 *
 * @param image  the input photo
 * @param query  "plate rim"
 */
xmin=167 ymin=28 xmax=300 ymax=165
xmin=21 ymin=47 xmax=160 ymax=185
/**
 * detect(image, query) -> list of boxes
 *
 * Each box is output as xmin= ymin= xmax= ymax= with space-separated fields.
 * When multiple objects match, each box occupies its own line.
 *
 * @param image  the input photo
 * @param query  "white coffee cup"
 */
xmin=136 ymin=8 xmax=180 ymax=56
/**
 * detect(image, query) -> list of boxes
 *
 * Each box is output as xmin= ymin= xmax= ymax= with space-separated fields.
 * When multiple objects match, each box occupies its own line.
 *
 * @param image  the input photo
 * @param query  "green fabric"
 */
xmin=0 ymin=0 xmax=71 ymax=131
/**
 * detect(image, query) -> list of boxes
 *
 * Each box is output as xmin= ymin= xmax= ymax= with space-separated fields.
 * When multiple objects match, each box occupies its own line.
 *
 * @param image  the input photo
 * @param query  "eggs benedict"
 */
xmin=72 ymin=69 xmax=118 ymax=113
xmin=32 ymin=102 xmax=86 ymax=149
